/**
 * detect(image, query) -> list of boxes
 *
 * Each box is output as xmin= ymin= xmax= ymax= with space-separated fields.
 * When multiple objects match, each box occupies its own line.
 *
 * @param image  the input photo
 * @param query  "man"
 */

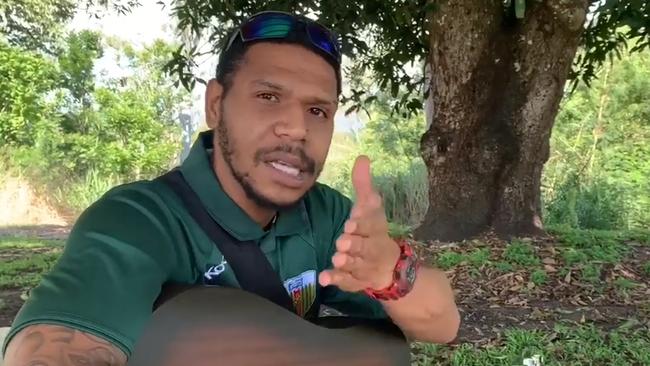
xmin=2 ymin=11 xmax=459 ymax=365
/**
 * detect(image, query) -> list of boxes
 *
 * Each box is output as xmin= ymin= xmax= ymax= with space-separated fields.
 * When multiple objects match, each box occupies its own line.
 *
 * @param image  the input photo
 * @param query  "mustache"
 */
xmin=255 ymin=145 xmax=316 ymax=175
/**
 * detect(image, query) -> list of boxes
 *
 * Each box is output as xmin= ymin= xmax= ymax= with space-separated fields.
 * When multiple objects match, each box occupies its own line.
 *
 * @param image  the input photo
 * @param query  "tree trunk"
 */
xmin=414 ymin=0 xmax=590 ymax=241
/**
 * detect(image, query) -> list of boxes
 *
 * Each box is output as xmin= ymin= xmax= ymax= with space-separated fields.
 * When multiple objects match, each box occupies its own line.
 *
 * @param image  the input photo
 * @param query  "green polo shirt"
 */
xmin=2 ymin=130 xmax=386 ymax=358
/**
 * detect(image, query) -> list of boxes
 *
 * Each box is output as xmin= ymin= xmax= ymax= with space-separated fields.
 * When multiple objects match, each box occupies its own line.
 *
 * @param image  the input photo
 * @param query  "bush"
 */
xmin=543 ymin=171 xmax=628 ymax=230
xmin=0 ymin=41 xmax=59 ymax=146
xmin=1 ymin=33 xmax=188 ymax=217
xmin=543 ymin=49 xmax=650 ymax=231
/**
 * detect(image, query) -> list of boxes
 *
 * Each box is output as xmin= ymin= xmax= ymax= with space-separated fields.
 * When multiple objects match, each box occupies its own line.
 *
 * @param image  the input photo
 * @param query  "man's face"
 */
xmin=207 ymin=42 xmax=338 ymax=210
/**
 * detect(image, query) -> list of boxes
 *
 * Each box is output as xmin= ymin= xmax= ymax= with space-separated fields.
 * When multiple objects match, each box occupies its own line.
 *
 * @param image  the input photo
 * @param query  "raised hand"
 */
xmin=319 ymin=155 xmax=400 ymax=292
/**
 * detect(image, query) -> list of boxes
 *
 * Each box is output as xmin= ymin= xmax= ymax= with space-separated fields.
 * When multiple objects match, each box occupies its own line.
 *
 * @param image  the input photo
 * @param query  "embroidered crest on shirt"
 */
xmin=283 ymin=269 xmax=317 ymax=317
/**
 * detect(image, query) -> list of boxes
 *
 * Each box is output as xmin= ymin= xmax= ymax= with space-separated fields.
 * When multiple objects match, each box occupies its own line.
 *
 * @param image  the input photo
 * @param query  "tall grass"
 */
xmin=321 ymin=153 xmax=429 ymax=231
xmin=542 ymin=171 xmax=629 ymax=230
xmin=51 ymin=169 xmax=123 ymax=215
xmin=373 ymin=159 xmax=428 ymax=228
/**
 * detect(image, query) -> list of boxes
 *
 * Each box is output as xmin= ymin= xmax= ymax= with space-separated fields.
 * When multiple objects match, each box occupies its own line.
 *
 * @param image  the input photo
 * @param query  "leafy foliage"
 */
xmin=320 ymin=90 xmax=428 ymax=228
xmin=543 ymin=48 xmax=650 ymax=230
xmin=1 ymin=29 xmax=190 ymax=213
xmin=162 ymin=0 xmax=433 ymax=116
xmin=323 ymin=48 xmax=650 ymax=232
xmin=0 ymin=0 xmax=76 ymax=52
xmin=570 ymin=0 xmax=650 ymax=89
xmin=161 ymin=0 xmax=649 ymax=118
xmin=413 ymin=325 xmax=650 ymax=365
xmin=82 ymin=0 xmax=143 ymax=17
xmin=504 ymin=240 xmax=540 ymax=267
xmin=353 ymin=92 xmax=428 ymax=225
xmin=0 ymin=41 xmax=59 ymax=145
xmin=57 ymin=30 xmax=104 ymax=107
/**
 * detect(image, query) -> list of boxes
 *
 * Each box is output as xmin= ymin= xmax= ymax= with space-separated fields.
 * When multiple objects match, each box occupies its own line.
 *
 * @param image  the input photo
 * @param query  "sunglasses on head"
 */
xmin=224 ymin=11 xmax=342 ymax=64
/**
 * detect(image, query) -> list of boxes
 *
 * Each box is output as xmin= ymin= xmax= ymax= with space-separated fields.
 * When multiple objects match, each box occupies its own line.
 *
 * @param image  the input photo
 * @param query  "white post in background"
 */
xmin=179 ymin=110 xmax=195 ymax=163
xmin=424 ymin=62 xmax=434 ymax=131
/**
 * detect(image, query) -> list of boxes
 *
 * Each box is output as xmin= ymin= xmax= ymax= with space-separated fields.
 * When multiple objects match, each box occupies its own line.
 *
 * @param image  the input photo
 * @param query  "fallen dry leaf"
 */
xmin=542 ymin=257 xmax=556 ymax=265
xmin=515 ymin=274 xmax=524 ymax=282
xmin=407 ymin=232 xmax=650 ymax=345
xmin=544 ymin=264 xmax=557 ymax=272
xmin=619 ymin=268 xmax=638 ymax=280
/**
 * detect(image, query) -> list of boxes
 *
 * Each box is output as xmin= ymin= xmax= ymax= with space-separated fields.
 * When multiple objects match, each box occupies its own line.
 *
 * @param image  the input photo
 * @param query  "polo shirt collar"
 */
xmin=178 ymin=130 xmax=309 ymax=241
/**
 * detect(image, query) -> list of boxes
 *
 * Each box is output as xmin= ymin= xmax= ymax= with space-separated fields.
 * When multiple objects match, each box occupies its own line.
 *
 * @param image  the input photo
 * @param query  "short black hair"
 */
xmin=215 ymin=25 xmax=342 ymax=97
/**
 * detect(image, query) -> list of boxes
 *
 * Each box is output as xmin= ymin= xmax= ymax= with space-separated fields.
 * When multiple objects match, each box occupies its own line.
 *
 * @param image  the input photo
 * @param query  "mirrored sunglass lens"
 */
xmin=241 ymin=14 xmax=292 ymax=40
xmin=307 ymin=24 xmax=339 ymax=59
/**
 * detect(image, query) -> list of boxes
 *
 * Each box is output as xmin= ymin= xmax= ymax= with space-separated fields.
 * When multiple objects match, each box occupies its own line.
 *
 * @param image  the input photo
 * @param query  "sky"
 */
xmin=67 ymin=2 xmax=361 ymax=133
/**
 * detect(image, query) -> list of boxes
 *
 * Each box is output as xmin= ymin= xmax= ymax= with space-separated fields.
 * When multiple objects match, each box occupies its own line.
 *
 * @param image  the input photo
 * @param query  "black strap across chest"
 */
xmin=153 ymin=169 xmax=296 ymax=314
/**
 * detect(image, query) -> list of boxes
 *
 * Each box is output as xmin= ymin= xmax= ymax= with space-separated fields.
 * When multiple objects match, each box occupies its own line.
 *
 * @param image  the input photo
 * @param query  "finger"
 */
xmin=336 ymin=233 xmax=365 ymax=256
xmin=331 ymin=252 xmax=365 ymax=275
xmin=318 ymin=269 xmax=366 ymax=291
xmin=349 ymin=204 xmax=363 ymax=219
xmin=351 ymin=155 xmax=375 ymax=201
xmin=349 ymin=192 xmax=383 ymax=220
xmin=343 ymin=213 xmax=387 ymax=237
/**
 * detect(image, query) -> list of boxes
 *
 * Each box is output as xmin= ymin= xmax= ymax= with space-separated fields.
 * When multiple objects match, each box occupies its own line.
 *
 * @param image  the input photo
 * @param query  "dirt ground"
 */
xmin=0 ymin=176 xmax=69 ymax=227
xmin=1 ymin=226 xmax=648 ymax=347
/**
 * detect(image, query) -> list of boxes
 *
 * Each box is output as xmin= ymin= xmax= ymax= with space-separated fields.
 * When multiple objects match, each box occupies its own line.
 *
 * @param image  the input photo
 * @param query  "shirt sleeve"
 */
xmin=317 ymin=186 xmax=388 ymax=319
xmin=2 ymin=182 xmax=187 ymax=358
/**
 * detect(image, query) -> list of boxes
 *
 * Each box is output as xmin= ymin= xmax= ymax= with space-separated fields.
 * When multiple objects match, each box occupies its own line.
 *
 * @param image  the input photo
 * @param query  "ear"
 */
xmin=205 ymin=79 xmax=223 ymax=129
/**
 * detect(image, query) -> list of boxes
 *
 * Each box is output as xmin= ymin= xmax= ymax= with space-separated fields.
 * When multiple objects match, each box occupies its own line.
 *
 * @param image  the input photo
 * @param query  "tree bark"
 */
xmin=414 ymin=0 xmax=590 ymax=241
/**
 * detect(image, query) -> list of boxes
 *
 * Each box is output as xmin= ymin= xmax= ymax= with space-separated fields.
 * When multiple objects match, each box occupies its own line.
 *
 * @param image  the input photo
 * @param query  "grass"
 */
xmin=467 ymin=248 xmax=491 ymax=267
xmin=0 ymin=237 xmax=65 ymax=250
xmin=433 ymin=226 xmax=647 ymax=276
xmin=549 ymin=229 xmax=636 ymax=288
xmin=580 ymin=263 xmax=602 ymax=284
xmin=504 ymin=240 xmax=540 ymax=267
xmin=2 ymin=228 xmax=649 ymax=365
xmin=435 ymin=248 xmax=491 ymax=270
xmin=430 ymin=226 xmax=649 ymax=275
xmin=436 ymin=251 xmax=466 ymax=270
xmin=551 ymin=227 xmax=637 ymax=267
xmin=530 ymin=269 xmax=548 ymax=286
xmin=562 ymin=248 xmax=589 ymax=266
xmin=412 ymin=324 xmax=650 ymax=366
xmin=495 ymin=261 xmax=515 ymax=273
xmin=0 ymin=253 xmax=61 ymax=288
xmin=388 ymin=222 xmax=413 ymax=238
xmin=614 ymin=278 xmax=638 ymax=291
xmin=0 ymin=236 xmax=64 ymax=289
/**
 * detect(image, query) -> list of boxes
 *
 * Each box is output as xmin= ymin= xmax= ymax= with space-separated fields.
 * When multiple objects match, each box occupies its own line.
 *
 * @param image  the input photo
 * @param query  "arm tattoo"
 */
xmin=4 ymin=324 xmax=127 ymax=366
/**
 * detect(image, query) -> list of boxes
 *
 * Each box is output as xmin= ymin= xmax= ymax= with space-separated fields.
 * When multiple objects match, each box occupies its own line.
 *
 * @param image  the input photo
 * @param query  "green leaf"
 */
xmin=515 ymin=0 xmax=526 ymax=19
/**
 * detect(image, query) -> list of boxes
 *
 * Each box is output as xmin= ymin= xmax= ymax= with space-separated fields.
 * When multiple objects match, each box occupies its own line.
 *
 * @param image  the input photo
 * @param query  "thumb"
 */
xmin=351 ymin=155 xmax=374 ymax=200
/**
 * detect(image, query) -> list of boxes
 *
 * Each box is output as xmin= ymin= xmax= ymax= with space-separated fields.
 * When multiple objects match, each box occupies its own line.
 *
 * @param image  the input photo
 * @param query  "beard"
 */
xmin=216 ymin=115 xmax=322 ymax=211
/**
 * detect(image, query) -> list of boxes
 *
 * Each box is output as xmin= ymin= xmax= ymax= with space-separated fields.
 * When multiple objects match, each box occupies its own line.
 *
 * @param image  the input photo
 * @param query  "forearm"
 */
xmin=381 ymin=265 xmax=460 ymax=343
xmin=3 ymin=324 xmax=127 ymax=366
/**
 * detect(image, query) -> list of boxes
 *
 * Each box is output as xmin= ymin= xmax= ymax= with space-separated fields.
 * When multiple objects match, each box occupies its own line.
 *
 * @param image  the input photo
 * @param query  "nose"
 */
xmin=274 ymin=103 xmax=307 ymax=141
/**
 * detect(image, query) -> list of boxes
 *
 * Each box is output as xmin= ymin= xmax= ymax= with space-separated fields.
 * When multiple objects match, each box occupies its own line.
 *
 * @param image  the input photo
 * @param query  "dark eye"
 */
xmin=309 ymin=107 xmax=327 ymax=118
xmin=257 ymin=93 xmax=279 ymax=102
